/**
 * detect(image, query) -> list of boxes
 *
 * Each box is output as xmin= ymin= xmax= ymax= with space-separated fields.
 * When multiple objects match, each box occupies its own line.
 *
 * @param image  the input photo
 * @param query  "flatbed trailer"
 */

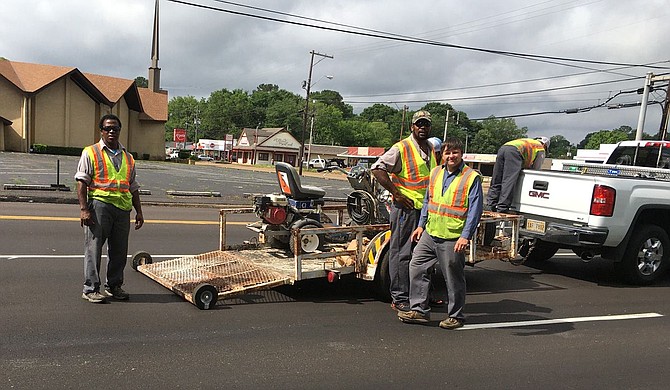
xmin=134 ymin=207 xmax=521 ymax=309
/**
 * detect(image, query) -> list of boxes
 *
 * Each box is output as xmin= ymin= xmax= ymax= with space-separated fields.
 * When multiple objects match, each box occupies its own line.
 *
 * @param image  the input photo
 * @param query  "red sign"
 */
xmin=173 ymin=128 xmax=186 ymax=142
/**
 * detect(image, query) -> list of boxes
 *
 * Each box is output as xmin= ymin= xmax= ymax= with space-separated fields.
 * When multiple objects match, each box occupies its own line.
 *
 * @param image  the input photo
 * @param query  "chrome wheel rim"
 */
xmin=637 ymin=237 xmax=663 ymax=276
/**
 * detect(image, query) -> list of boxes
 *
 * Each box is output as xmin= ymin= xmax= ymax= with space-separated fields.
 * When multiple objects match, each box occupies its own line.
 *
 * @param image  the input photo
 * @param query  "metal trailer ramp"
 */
xmin=138 ymin=250 xmax=293 ymax=310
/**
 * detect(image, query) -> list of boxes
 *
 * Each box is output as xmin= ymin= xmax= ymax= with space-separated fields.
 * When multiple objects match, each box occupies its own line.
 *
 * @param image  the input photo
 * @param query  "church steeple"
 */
xmin=148 ymin=0 xmax=161 ymax=92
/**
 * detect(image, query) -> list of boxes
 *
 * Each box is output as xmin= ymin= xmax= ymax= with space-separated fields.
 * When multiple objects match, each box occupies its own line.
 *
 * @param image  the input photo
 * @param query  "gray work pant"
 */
xmin=409 ymin=232 xmax=466 ymax=320
xmin=83 ymin=199 xmax=131 ymax=293
xmin=486 ymin=145 xmax=523 ymax=212
xmin=388 ymin=203 xmax=420 ymax=305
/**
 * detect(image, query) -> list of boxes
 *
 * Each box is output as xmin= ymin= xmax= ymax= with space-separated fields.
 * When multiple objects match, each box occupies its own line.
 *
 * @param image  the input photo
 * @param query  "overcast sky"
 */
xmin=2 ymin=0 xmax=669 ymax=144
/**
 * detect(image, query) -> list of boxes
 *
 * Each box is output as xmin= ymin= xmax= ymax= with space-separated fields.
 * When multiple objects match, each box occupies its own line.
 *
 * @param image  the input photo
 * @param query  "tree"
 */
xmin=310 ymin=89 xmax=354 ymax=119
xmin=584 ymin=130 xmax=628 ymax=149
xmin=203 ymin=89 xmax=255 ymax=139
xmin=547 ymin=135 xmax=575 ymax=158
xmin=135 ymin=76 xmax=148 ymax=88
xmin=468 ymin=117 xmax=527 ymax=153
xmin=359 ymin=104 xmax=402 ymax=143
xmin=165 ymin=95 xmax=203 ymax=142
xmin=337 ymin=119 xmax=392 ymax=147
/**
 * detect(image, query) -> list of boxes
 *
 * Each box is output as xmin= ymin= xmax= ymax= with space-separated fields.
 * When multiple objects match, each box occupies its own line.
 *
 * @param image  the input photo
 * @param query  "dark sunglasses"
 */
xmin=414 ymin=120 xmax=431 ymax=128
xmin=101 ymin=126 xmax=121 ymax=132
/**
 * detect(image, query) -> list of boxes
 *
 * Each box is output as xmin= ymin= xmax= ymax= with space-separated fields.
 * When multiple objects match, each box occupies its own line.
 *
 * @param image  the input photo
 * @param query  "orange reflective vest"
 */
xmin=390 ymin=137 xmax=438 ymax=209
xmin=86 ymin=143 xmax=134 ymax=211
xmin=504 ymin=138 xmax=545 ymax=168
xmin=425 ymin=164 xmax=479 ymax=240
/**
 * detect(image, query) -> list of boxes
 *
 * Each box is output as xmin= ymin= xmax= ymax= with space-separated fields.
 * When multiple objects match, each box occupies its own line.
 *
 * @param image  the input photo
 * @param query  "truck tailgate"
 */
xmin=514 ymin=170 xmax=596 ymax=223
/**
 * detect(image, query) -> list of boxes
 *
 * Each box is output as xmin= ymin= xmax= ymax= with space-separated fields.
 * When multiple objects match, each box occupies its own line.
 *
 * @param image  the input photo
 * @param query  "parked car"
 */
xmin=197 ymin=155 xmax=214 ymax=161
xmin=307 ymin=158 xmax=326 ymax=169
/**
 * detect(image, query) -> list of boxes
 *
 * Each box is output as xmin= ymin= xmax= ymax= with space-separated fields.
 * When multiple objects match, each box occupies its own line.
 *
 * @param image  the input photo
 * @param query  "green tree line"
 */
xmin=164 ymin=83 xmax=651 ymax=158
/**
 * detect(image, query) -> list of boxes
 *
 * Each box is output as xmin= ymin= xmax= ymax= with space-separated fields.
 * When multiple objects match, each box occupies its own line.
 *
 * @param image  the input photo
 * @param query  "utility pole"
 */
xmin=399 ymin=105 xmax=407 ymax=141
xmin=299 ymin=50 xmax=333 ymax=175
xmin=659 ymin=82 xmax=670 ymax=141
xmin=443 ymin=109 xmax=450 ymax=140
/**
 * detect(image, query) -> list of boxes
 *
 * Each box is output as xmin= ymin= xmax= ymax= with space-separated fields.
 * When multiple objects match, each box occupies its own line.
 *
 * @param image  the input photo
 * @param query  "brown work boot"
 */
xmin=439 ymin=317 xmax=464 ymax=330
xmin=398 ymin=310 xmax=430 ymax=324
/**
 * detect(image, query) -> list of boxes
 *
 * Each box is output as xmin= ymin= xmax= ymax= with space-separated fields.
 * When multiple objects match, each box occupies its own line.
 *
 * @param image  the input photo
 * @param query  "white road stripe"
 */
xmin=0 ymin=254 xmax=191 ymax=260
xmin=458 ymin=312 xmax=663 ymax=330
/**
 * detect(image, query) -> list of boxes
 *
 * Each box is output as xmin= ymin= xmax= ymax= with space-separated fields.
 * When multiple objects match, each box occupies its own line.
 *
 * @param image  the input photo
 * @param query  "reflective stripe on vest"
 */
xmin=86 ymin=144 xmax=134 ymax=211
xmin=390 ymin=137 xmax=437 ymax=209
xmin=426 ymin=165 xmax=479 ymax=240
xmin=504 ymin=138 xmax=544 ymax=168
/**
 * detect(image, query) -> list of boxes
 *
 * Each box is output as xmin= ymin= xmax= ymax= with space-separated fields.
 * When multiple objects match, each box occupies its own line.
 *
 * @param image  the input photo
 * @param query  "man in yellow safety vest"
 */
xmin=486 ymin=136 xmax=550 ymax=213
xmin=398 ymin=137 xmax=483 ymax=329
xmin=372 ymin=110 xmax=438 ymax=312
xmin=75 ymin=114 xmax=144 ymax=303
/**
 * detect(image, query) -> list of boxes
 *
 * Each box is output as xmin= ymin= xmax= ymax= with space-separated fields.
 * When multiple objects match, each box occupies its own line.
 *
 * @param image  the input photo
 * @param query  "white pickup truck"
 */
xmin=512 ymin=140 xmax=670 ymax=284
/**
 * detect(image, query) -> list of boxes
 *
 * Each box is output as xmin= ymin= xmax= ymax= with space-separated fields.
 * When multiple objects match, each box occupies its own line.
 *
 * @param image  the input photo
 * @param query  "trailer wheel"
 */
xmin=616 ymin=224 xmax=669 ymax=285
xmin=289 ymin=219 xmax=325 ymax=254
xmin=131 ymin=251 xmax=153 ymax=271
xmin=373 ymin=250 xmax=391 ymax=302
xmin=193 ymin=283 xmax=218 ymax=310
xmin=523 ymin=240 xmax=558 ymax=262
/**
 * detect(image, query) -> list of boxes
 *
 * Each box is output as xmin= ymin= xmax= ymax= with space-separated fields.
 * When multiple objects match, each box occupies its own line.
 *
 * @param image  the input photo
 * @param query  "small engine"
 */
xmin=254 ymin=194 xmax=289 ymax=225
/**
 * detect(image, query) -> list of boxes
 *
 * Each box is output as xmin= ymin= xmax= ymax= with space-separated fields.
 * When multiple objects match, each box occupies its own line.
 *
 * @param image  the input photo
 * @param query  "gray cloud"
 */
xmin=1 ymin=0 xmax=667 ymax=144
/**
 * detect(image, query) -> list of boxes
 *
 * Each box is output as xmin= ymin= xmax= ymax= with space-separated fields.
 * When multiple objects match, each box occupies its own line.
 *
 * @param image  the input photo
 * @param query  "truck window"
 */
xmin=606 ymin=146 xmax=670 ymax=168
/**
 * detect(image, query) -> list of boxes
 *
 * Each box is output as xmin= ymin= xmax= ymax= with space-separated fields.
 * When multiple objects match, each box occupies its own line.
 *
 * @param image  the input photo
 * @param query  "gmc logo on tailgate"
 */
xmin=529 ymin=190 xmax=550 ymax=199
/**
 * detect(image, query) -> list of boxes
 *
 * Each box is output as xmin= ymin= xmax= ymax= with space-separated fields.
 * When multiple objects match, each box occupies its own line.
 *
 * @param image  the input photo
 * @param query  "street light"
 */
xmin=299 ymin=50 xmax=333 ymax=175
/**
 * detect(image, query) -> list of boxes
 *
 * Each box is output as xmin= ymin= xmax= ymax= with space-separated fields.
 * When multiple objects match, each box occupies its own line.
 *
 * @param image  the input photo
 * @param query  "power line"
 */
xmin=344 ymin=60 xmax=670 ymax=99
xmin=344 ymin=76 xmax=644 ymax=105
xmin=166 ymin=0 xmax=670 ymax=70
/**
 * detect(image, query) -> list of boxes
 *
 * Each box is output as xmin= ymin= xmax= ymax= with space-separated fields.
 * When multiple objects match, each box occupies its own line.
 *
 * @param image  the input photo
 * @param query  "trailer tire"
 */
xmin=131 ymin=251 xmax=153 ymax=271
xmin=616 ymin=224 xmax=669 ymax=285
xmin=373 ymin=250 xmax=391 ymax=302
xmin=193 ymin=283 xmax=218 ymax=310
xmin=524 ymin=241 xmax=559 ymax=262
xmin=289 ymin=219 xmax=325 ymax=254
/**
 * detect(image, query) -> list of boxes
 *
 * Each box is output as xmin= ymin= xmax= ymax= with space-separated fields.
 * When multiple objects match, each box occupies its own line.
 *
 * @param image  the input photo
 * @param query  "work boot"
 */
xmin=104 ymin=286 xmax=130 ymax=300
xmin=82 ymin=291 xmax=107 ymax=303
xmin=439 ymin=317 xmax=464 ymax=330
xmin=398 ymin=310 xmax=430 ymax=324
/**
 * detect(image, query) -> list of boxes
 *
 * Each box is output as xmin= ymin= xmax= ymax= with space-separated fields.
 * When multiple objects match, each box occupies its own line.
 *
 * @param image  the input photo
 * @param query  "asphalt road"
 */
xmin=2 ymin=203 xmax=670 ymax=389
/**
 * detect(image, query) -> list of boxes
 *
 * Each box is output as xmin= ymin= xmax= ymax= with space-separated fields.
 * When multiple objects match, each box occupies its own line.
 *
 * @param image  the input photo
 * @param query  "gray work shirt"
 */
xmin=371 ymin=134 xmax=432 ymax=174
xmin=74 ymin=139 xmax=140 ymax=193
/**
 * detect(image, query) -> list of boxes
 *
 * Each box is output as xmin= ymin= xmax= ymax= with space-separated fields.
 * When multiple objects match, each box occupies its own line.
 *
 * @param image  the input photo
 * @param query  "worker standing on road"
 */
xmin=75 ymin=114 xmax=144 ymax=304
xmin=371 ymin=110 xmax=438 ymax=312
xmin=398 ymin=138 xmax=483 ymax=329
xmin=486 ymin=136 xmax=550 ymax=213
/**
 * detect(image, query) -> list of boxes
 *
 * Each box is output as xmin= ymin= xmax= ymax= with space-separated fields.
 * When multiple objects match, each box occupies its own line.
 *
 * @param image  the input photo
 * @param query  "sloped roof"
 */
xmin=0 ymin=59 xmax=75 ymax=92
xmin=138 ymin=88 xmax=168 ymax=121
xmin=0 ymin=59 xmax=166 ymax=122
xmin=84 ymin=72 xmax=134 ymax=103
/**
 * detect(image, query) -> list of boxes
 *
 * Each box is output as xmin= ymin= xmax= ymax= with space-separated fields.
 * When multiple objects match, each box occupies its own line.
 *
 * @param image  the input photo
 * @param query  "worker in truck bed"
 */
xmin=486 ymin=136 xmax=550 ymax=213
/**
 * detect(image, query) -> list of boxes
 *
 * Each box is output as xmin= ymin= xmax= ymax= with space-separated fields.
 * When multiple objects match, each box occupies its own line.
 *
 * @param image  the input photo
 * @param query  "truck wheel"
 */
xmin=289 ymin=219 xmax=325 ymax=254
xmin=193 ymin=283 xmax=218 ymax=310
xmin=524 ymin=241 xmax=559 ymax=262
xmin=616 ymin=225 xmax=669 ymax=285
xmin=131 ymin=251 xmax=152 ymax=271
xmin=373 ymin=250 xmax=391 ymax=302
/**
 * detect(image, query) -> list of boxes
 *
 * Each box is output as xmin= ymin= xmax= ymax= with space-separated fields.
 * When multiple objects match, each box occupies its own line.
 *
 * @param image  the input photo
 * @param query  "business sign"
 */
xmin=173 ymin=128 xmax=186 ymax=142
